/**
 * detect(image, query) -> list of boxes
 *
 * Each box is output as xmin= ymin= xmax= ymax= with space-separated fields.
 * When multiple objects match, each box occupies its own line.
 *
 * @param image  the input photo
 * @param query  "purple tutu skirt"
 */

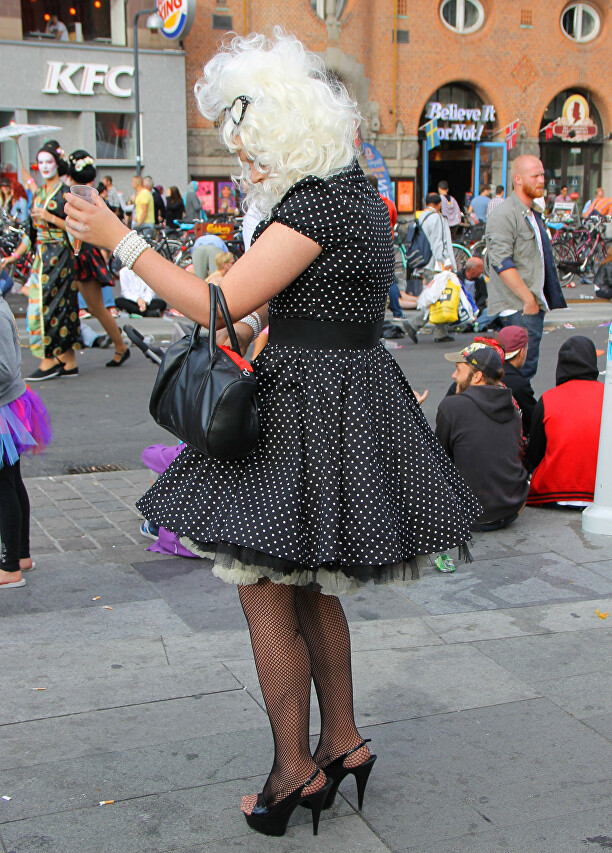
xmin=0 ymin=387 xmax=52 ymax=468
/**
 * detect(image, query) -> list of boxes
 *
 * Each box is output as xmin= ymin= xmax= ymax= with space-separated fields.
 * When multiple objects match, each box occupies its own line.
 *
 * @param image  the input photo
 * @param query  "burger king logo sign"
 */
xmin=157 ymin=0 xmax=196 ymax=40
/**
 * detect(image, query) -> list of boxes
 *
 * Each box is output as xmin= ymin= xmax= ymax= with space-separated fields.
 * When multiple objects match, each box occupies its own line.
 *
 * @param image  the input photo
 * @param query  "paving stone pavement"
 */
xmin=1 ymin=470 xmax=612 ymax=853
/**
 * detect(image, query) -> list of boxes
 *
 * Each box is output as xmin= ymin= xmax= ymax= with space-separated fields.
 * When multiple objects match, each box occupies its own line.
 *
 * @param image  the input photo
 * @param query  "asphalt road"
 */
xmin=19 ymin=320 xmax=609 ymax=478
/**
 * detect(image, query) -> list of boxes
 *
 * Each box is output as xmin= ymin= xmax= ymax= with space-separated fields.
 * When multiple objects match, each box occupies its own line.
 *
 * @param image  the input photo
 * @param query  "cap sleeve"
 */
xmin=273 ymin=177 xmax=336 ymax=251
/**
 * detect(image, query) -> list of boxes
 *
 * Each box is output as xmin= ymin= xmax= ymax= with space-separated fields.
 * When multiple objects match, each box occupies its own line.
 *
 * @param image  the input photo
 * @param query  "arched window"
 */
xmin=310 ymin=0 xmax=345 ymax=18
xmin=561 ymin=4 xmax=601 ymax=42
xmin=440 ymin=0 xmax=485 ymax=34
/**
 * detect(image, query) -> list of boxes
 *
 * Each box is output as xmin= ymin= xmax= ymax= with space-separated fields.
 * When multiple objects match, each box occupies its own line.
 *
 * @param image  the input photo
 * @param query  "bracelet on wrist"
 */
xmin=238 ymin=311 xmax=262 ymax=339
xmin=113 ymin=231 xmax=149 ymax=270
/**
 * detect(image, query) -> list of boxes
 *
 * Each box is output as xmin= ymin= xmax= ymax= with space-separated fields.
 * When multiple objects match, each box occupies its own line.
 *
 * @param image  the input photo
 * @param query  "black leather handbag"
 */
xmin=149 ymin=282 xmax=259 ymax=460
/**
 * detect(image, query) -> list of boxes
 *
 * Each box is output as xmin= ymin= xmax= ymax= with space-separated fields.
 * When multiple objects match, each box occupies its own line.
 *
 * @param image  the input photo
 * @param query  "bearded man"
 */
xmin=485 ymin=155 xmax=566 ymax=380
xmin=435 ymin=343 xmax=529 ymax=532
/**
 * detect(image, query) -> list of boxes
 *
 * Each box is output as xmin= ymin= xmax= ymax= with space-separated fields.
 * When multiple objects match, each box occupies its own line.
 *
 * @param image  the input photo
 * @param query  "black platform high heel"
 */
xmin=313 ymin=739 xmax=377 ymax=811
xmin=244 ymin=768 xmax=332 ymax=837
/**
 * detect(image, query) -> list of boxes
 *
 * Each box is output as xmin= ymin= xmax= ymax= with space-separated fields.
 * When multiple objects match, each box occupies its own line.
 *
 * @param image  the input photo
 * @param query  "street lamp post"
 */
xmin=133 ymin=7 xmax=162 ymax=177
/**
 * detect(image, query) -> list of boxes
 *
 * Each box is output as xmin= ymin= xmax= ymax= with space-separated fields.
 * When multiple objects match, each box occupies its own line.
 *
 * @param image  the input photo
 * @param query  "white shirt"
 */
xmin=49 ymin=20 xmax=69 ymax=40
xmin=242 ymin=204 xmax=263 ymax=250
xmin=119 ymin=267 xmax=156 ymax=304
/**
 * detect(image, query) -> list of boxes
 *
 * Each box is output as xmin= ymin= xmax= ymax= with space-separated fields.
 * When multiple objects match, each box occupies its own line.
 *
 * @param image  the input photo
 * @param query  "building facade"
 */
xmin=183 ymin=0 xmax=611 ymax=214
xmin=0 ymin=0 xmax=188 ymax=197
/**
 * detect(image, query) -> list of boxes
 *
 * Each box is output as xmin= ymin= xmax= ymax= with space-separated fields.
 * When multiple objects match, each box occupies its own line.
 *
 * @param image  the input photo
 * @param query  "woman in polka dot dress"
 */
xmin=65 ymin=30 xmax=481 ymax=839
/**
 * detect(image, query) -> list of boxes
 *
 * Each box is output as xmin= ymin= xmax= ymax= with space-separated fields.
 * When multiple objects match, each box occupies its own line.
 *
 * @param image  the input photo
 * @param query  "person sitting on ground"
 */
xmin=526 ymin=336 xmax=603 ymax=508
xmin=436 ymin=342 xmax=529 ymax=531
xmin=453 ymin=256 xmax=489 ymax=332
xmin=205 ymin=251 xmax=235 ymax=286
xmin=115 ymin=267 xmax=167 ymax=317
xmin=191 ymin=233 xmax=229 ymax=279
xmin=594 ymin=247 xmax=612 ymax=300
xmin=496 ymin=326 xmax=536 ymax=434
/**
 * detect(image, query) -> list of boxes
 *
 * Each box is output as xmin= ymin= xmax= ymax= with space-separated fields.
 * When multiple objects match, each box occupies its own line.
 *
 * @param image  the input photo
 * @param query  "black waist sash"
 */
xmin=268 ymin=317 xmax=384 ymax=350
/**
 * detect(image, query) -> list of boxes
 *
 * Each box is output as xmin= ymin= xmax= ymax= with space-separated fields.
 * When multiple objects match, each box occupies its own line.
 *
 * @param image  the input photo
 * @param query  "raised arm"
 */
xmin=64 ymin=192 xmax=321 ymax=328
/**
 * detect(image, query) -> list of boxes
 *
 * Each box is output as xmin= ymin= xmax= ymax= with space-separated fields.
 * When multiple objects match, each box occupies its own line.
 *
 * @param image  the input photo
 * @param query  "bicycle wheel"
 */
xmin=588 ymin=240 xmax=608 ymax=275
xmin=470 ymin=240 xmax=486 ymax=258
xmin=552 ymin=242 xmax=577 ymax=284
xmin=452 ymin=243 xmax=471 ymax=268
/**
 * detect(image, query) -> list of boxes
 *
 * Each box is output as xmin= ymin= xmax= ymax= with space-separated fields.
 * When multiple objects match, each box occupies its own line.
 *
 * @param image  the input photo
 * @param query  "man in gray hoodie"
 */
xmin=435 ymin=342 xmax=529 ymax=531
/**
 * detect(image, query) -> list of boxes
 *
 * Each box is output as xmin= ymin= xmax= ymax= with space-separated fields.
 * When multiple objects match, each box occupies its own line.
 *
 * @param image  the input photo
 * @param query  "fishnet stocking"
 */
xmin=294 ymin=587 xmax=369 ymax=770
xmin=238 ymin=579 xmax=323 ymax=813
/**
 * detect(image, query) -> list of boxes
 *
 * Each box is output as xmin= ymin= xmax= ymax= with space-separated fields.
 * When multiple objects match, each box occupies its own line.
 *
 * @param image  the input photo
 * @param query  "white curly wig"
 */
xmin=194 ymin=29 xmax=360 ymax=220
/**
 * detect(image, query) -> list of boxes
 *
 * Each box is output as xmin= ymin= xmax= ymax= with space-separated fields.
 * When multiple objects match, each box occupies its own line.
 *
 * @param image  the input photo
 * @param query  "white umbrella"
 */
xmin=0 ymin=123 xmax=62 ymax=143
xmin=0 ymin=123 xmax=63 ymax=174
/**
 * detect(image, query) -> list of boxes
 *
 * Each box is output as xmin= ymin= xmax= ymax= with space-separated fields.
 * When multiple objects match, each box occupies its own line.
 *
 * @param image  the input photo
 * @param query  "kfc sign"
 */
xmin=42 ymin=62 xmax=134 ymax=97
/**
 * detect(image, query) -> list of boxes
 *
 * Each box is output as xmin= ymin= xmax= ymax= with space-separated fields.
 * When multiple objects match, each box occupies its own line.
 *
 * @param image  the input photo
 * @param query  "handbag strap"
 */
xmin=204 ymin=281 xmax=241 ymax=360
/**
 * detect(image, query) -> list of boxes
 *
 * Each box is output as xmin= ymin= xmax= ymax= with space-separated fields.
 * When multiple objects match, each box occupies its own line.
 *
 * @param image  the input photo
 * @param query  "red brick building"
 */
xmin=184 ymin=0 xmax=611 ymax=214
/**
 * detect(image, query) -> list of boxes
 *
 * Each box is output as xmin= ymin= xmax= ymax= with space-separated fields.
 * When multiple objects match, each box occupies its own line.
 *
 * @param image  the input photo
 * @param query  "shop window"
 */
xmin=440 ymin=0 xmax=484 ymax=33
xmin=310 ymin=0 xmax=345 ymax=18
xmin=561 ymin=4 xmax=600 ymax=42
xmin=21 ymin=0 xmax=111 ymax=41
xmin=96 ymin=114 xmax=135 ymax=160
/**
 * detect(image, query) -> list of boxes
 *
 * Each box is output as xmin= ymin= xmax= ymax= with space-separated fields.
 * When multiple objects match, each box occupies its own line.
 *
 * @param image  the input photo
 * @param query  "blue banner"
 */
xmin=362 ymin=142 xmax=394 ymax=202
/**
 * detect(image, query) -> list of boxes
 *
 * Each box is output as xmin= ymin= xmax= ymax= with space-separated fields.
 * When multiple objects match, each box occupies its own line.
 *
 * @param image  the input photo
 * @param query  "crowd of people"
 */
xmin=0 ymin=141 xmax=244 ymax=378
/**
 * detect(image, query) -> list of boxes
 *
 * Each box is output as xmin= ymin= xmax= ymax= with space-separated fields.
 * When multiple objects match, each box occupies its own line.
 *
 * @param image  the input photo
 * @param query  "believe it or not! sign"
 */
xmin=425 ymin=101 xmax=496 ymax=142
xmin=157 ymin=0 xmax=196 ymax=40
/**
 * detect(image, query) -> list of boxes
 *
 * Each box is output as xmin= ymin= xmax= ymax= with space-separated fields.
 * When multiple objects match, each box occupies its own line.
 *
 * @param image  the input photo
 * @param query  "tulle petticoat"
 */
xmin=180 ymin=538 xmax=433 ymax=596
xmin=0 ymin=387 xmax=52 ymax=468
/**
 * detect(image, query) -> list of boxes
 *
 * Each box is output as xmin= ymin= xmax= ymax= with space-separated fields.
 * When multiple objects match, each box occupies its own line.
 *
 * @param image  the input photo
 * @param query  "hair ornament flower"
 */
xmin=74 ymin=156 xmax=95 ymax=172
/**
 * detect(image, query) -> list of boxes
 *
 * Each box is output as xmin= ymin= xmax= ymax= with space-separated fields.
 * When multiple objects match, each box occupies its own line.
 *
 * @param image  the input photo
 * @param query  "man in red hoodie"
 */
xmin=527 ymin=336 xmax=603 ymax=507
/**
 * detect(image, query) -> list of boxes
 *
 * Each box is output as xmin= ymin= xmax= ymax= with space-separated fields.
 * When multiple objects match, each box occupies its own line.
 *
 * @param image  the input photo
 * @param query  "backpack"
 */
xmin=403 ymin=213 xmax=433 ymax=271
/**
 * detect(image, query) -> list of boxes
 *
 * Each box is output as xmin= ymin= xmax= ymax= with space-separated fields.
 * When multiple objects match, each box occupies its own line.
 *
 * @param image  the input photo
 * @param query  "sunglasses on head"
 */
xmin=227 ymin=95 xmax=252 ymax=127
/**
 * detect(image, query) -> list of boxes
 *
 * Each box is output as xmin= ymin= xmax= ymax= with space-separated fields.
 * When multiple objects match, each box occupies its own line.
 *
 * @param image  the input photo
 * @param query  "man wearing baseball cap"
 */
xmin=497 ymin=326 xmax=536 ymax=433
xmin=436 ymin=343 xmax=529 ymax=532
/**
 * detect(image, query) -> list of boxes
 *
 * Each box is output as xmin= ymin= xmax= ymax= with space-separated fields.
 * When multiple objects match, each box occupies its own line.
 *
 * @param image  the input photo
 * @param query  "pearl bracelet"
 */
xmin=113 ymin=231 xmax=149 ymax=270
xmin=238 ymin=311 xmax=262 ymax=339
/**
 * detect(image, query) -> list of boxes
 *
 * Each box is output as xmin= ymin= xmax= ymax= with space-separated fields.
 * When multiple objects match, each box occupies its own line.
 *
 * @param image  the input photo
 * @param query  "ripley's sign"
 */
xmin=42 ymin=62 xmax=134 ymax=97
xmin=425 ymin=101 xmax=496 ymax=142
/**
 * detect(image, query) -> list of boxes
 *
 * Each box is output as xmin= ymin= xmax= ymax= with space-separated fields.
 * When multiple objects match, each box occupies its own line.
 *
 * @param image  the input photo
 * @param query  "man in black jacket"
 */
xmin=436 ymin=343 xmax=529 ymax=531
xmin=497 ymin=326 xmax=536 ymax=433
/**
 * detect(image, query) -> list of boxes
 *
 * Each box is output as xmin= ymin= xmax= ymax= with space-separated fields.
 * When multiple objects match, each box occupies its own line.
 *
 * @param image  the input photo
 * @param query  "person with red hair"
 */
xmin=0 ymin=177 xmax=29 ymax=224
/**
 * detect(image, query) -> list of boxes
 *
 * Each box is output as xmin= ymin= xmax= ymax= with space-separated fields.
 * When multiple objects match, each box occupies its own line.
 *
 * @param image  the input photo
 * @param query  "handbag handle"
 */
xmin=187 ymin=283 xmax=243 ymax=359
xmin=200 ymin=281 xmax=241 ymax=361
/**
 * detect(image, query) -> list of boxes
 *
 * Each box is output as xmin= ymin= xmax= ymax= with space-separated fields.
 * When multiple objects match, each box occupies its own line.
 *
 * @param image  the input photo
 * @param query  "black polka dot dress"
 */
xmin=136 ymin=160 xmax=481 ymax=594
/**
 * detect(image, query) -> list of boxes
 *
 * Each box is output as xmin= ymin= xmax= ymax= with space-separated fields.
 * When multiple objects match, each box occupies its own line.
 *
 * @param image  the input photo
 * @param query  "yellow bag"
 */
xmin=429 ymin=280 xmax=461 ymax=325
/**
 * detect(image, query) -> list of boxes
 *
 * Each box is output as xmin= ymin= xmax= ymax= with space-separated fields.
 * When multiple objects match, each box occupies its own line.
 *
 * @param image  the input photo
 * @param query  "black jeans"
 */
xmin=115 ymin=297 xmax=167 ymax=317
xmin=0 ymin=459 xmax=30 ymax=572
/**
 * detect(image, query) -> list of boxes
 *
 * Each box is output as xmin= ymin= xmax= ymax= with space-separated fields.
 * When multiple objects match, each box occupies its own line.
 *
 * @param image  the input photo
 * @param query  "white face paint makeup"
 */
xmin=37 ymin=152 xmax=58 ymax=181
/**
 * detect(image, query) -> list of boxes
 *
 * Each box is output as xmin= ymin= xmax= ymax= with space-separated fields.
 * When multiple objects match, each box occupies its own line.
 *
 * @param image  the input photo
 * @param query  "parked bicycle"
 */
xmin=0 ymin=211 xmax=33 ymax=285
